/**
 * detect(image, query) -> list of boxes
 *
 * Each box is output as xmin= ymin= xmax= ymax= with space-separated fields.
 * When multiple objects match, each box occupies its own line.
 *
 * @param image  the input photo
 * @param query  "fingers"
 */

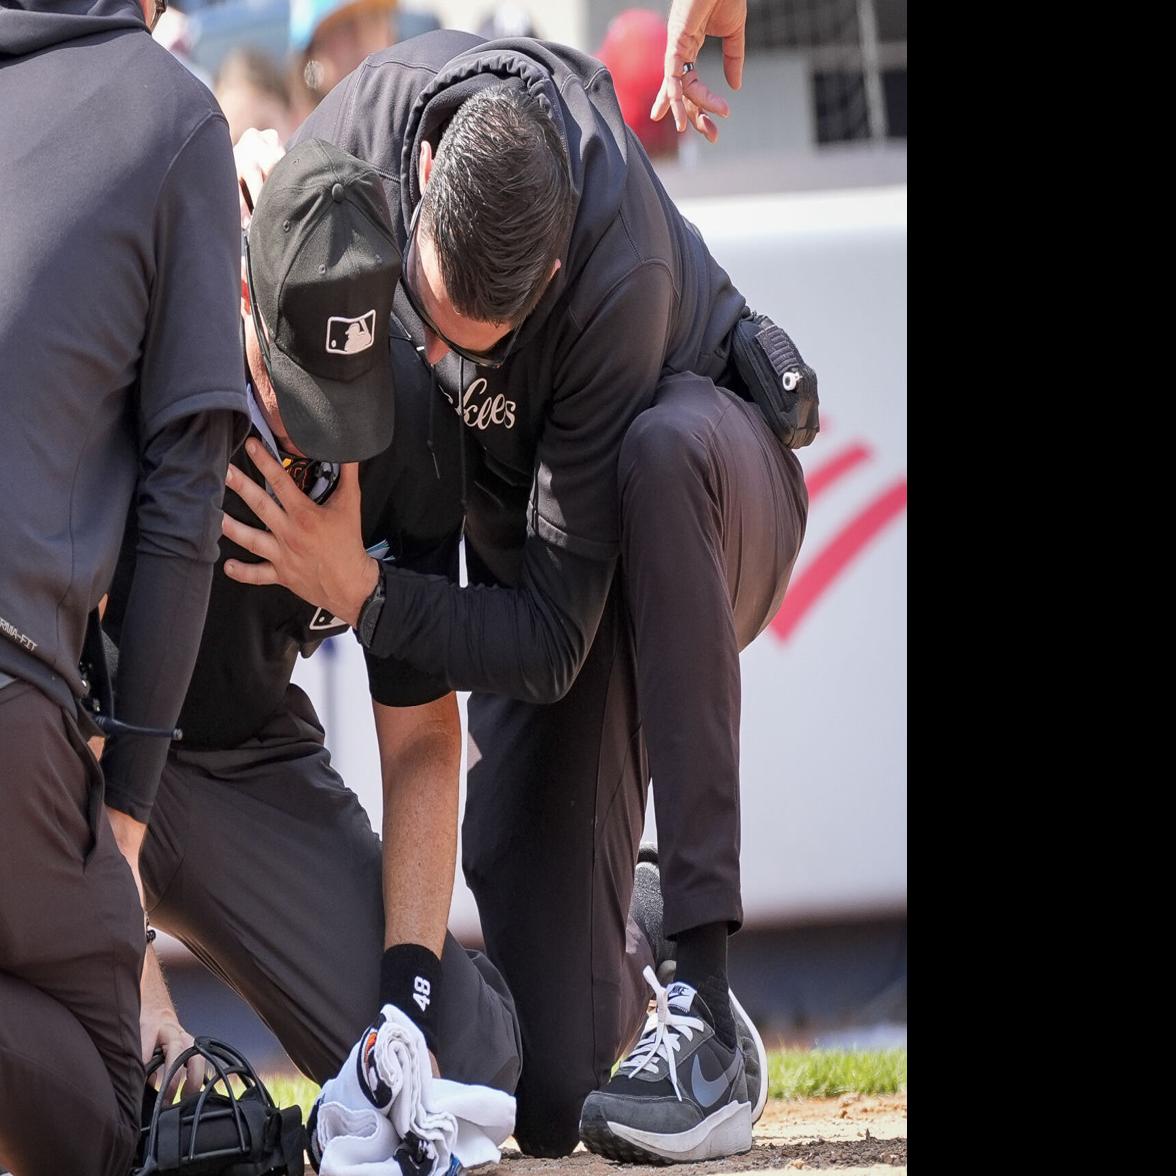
xmin=184 ymin=1048 xmax=206 ymax=1100
xmin=221 ymin=514 xmax=281 ymax=566
xmin=650 ymin=75 xmax=686 ymax=131
xmin=650 ymin=81 xmax=671 ymax=123
xmin=723 ymin=25 xmax=745 ymax=89
xmin=683 ymin=95 xmax=720 ymax=143
xmin=682 ymin=74 xmax=731 ymax=118
xmin=659 ymin=25 xmax=703 ymax=131
xmin=223 ymin=555 xmax=280 ymax=586
xmin=142 ymin=1034 xmax=163 ymax=1072
xmin=225 ymin=461 xmax=288 ymax=534
xmin=160 ymin=1030 xmax=195 ymax=1103
xmin=241 ymin=438 xmax=306 ymax=515
xmin=653 ymin=74 xmax=728 ymax=140
xmin=234 ymin=127 xmax=285 ymax=227
xmin=653 ymin=22 xmax=730 ymax=137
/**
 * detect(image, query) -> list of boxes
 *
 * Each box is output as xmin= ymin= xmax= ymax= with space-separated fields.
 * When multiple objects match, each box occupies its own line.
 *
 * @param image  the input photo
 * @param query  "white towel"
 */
xmin=315 ymin=1004 xmax=515 ymax=1175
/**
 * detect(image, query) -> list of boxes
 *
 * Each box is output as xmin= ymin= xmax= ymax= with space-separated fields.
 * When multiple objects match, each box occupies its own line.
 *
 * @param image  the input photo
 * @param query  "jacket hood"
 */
xmin=399 ymin=37 xmax=631 ymax=346
xmin=0 ymin=0 xmax=145 ymax=58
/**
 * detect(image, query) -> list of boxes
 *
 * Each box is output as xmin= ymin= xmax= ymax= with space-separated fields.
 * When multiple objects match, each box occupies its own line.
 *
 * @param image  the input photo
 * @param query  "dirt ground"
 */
xmin=493 ymin=1093 xmax=907 ymax=1175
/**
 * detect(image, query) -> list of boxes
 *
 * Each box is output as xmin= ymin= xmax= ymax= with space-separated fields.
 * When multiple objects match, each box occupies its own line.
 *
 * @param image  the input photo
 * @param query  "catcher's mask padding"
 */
xmin=132 ymin=1037 xmax=305 ymax=1176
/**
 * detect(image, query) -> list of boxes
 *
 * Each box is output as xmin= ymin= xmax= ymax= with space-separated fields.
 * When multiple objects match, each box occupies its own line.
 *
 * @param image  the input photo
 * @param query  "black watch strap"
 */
xmin=356 ymin=564 xmax=387 ymax=648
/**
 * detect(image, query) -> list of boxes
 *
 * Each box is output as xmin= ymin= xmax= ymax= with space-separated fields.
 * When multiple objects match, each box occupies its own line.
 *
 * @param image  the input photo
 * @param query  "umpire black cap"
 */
xmin=246 ymin=138 xmax=399 ymax=462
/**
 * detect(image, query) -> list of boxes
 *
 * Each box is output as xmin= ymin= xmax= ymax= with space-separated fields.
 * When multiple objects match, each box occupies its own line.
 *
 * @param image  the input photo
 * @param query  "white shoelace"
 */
xmin=618 ymin=966 xmax=707 ymax=1102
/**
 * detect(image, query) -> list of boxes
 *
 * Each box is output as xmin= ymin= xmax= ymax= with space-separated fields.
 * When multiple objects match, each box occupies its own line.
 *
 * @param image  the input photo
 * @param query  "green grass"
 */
xmin=263 ymin=1074 xmax=322 ymax=1122
xmin=767 ymin=1048 xmax=907 ymax=1100
xmin=265 ymin=1048 xmax=906 ymax=1116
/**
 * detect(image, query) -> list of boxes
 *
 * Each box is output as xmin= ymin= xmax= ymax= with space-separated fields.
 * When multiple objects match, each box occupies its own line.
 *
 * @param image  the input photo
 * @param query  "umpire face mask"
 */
xmin=242 ymin=320 xmax=342 ymax=508
xmin=277 ymin=451 xmax=341 ymax=504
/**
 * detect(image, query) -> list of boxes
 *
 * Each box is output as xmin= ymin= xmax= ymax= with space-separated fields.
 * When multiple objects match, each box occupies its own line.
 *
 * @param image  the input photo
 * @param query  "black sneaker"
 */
xmin=629 ymin=846 xmax=766 ymax=1122
xmin=730 ymin=987 xmax=768 ymax=1124
xmin=579 ymin=967 xmax=753 ymax=1164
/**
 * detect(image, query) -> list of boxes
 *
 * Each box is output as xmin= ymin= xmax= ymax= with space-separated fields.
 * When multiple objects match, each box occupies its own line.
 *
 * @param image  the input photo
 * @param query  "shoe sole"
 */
xmin=580 ymin=1099 xmax=752 ymax=1165
xmin=729 ymin=987 xmax=769 ymax=1124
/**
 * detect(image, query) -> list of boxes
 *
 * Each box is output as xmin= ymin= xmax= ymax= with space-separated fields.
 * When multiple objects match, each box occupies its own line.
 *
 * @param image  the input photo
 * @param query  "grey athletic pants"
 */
xmin=463 ymin=373 xmax=808 ymax=1155
xmin=0 ymin=681 xmax=146 ymax=1176
xmin=140 ymin=684 xmax=522 ymax=1093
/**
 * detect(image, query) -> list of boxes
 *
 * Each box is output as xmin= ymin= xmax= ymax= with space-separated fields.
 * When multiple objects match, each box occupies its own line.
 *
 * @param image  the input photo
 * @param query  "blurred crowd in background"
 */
xmin=154 ymin=0 xmax=906 ymax=175
xmin=154 ymin=0 xmax=684 ymax=158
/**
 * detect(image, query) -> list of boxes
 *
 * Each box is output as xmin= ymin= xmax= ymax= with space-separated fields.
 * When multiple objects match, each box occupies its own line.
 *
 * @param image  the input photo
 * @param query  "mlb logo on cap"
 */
xmin=326 ymin=310 xmax=376 ymax=356
xmin=246 ymin=138 xmax=401 ymax=462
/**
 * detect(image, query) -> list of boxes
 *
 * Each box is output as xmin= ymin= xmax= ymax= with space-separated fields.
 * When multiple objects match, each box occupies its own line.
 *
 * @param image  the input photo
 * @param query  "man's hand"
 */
xmin=141 ymin=949 xmax=204 ymax=1101
xmin=651 ymin=0 xmax=747 ymax=142
xmin=235 ymin=127 xmax=286 ymax=225
xmin=355 ymin=1010 xmax=441 ymax=1108
xmin=222 ymin=439 xmax=378 ymax=625
xmin=103 ymin=806 xmax=203 ymax=1098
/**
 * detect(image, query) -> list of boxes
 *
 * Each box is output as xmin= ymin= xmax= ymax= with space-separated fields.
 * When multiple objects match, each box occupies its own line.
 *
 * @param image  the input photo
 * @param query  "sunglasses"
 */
xmin=401 ymin=202 xmax=521 ymax=370
xmin=242 ymin=232 xmax=340 ymax=505
xmin=281 ymin=454 xmax=340 ymax=504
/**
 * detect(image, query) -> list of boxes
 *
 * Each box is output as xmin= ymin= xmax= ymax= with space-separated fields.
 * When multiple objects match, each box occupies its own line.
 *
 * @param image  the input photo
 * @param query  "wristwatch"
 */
xmin=355 ymin=564 xmax=387 ymax=648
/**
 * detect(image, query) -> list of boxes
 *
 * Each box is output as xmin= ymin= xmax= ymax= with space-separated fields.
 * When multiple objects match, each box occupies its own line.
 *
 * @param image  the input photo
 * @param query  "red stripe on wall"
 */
xmin=804 ymin=443 xmax=872 ymax=502
xmin=771 ymin=479 xmax=908 ymax=643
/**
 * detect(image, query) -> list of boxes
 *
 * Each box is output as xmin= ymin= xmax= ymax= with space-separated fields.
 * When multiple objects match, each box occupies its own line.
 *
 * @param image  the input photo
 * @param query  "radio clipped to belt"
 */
xmin=730 ymin=309 xmax=820 ymax=449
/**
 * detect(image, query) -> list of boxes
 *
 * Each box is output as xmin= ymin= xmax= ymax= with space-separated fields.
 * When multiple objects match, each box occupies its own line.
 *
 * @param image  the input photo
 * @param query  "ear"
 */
xmin=418 ymin=139 xmax=435 ymax=193
xmin=547 ymin=257 xmax=562 ymax=283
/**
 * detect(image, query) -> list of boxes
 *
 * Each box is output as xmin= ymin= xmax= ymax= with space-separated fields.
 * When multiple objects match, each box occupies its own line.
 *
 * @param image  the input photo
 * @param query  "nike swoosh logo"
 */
xmin=691 ymin=1051 xmax=743 ymax=1108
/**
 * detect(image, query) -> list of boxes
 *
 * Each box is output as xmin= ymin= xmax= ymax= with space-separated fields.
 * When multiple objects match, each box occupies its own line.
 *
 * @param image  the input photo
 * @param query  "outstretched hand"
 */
xmin=235 ymin=127 xmax=286 ymax=225
xmin=221 ymin=438 xmax=378 ymax=626
xmin=651 ymin=0 xmax=747 ymax=143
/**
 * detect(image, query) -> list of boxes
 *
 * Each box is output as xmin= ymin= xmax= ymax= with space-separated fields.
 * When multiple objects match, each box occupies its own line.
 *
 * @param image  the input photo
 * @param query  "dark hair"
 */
xmin=420 ymin=85 xmax=575 ymax=325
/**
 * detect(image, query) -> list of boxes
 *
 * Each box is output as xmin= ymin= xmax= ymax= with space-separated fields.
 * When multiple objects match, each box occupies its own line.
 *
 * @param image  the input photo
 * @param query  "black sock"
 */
xmin=673 ymin=921 xmax=735 ymax=1049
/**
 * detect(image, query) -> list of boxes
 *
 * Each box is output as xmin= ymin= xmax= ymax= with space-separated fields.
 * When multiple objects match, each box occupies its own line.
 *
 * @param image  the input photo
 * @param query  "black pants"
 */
xmin=463 ymin=373 xmax=808 ymax=1155
xmin=0 ymin=682 xmax=146 ymax=1176
xmin=140 ymin=685 xmax=522 ymax=1094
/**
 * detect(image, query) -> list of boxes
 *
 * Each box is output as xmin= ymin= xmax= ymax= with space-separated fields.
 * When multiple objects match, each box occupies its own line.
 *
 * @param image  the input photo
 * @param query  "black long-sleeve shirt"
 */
xmin=366 ymin=535 xmax=614 ymax=705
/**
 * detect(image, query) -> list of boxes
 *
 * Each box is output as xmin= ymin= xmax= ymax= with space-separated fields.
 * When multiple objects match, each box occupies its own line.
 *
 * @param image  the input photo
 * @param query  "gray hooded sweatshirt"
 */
xmin=0 ymin=0 xmax=248 ymax=816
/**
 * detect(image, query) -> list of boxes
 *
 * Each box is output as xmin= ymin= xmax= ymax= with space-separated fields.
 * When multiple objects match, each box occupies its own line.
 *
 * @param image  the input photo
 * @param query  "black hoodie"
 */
xmin=0 ymin=0 xmax=248 ymax=815
xmin=294 ymin=31 xmax=746 ymax=702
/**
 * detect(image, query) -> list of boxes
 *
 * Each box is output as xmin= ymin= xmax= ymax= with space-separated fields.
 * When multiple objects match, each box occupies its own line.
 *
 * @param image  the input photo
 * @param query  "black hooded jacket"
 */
xmin=294 ymin=31 xmax=747 ymax=702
